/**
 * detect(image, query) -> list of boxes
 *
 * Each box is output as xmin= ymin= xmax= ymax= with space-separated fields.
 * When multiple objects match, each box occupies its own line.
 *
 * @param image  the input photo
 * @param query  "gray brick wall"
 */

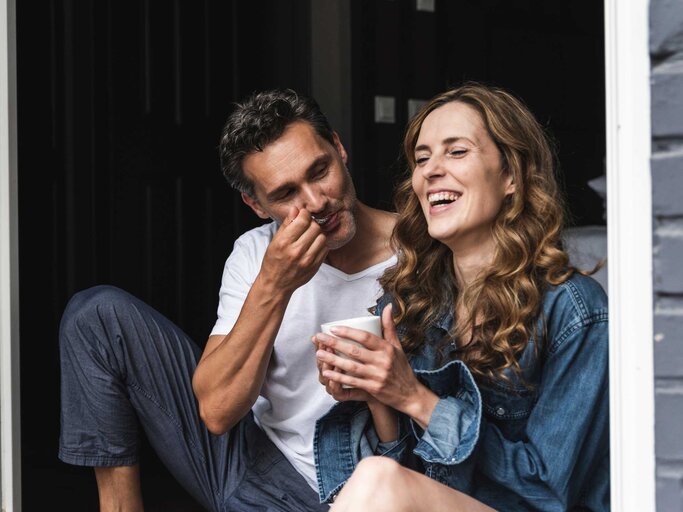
xmin=651 ymin=0 xmax=683 ymax=509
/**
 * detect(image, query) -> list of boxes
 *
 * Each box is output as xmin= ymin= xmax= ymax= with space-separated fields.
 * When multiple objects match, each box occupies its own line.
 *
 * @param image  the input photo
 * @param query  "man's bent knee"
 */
xmin=59 ymin=285 xmax=135 ymax=346
xmin=62 ymin=285 xmax=131 ymax=323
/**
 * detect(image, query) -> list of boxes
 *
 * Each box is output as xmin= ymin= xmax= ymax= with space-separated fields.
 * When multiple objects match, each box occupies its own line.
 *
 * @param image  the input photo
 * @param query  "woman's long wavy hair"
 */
xmin=381 ymin=83 xmax=584 ymax=383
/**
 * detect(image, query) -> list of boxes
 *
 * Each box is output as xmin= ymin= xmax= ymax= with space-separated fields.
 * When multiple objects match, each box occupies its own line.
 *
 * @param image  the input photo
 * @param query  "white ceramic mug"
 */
xmin=320 ymin=315 xmax=382 ymax=387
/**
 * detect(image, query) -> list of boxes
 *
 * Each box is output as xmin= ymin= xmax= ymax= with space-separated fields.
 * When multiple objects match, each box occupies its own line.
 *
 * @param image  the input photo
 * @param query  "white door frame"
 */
xmin=0 ymin=1 xmax=658 ymax=511
xmin=604 ymin=0 xmax=656 ymax=510
xmin=0 ymin=0 xmax=21 ymax=509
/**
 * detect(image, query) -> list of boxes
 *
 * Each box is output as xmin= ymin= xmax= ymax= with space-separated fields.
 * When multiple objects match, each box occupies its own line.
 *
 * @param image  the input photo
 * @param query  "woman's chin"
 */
xmin=427 ymin=226 xmax=454 ymax=245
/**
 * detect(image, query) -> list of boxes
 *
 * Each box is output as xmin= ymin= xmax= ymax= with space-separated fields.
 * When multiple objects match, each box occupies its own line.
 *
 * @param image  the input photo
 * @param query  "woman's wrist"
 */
xmin=402 ymin=383 xmax=439 ymax=430
xmin=367 ymin=400 xmax=398 ymax=442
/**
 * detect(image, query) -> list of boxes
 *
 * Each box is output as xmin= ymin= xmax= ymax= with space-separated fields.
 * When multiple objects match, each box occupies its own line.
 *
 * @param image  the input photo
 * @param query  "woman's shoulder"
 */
xmin=544 ymin=273 xmax=608 ymax=319
xmin=541 ymin=273 xmax=608 ymax=353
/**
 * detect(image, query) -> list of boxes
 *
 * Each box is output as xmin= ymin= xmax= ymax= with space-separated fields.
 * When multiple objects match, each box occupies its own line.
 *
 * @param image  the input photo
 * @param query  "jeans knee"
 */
xmin=59 ymin=285 xmax=131 ymax=346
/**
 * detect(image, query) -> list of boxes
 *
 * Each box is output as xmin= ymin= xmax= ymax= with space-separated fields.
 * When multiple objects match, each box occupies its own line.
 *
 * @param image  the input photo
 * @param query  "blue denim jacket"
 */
xmin=314 ymin=273 xmax=609 ymax=511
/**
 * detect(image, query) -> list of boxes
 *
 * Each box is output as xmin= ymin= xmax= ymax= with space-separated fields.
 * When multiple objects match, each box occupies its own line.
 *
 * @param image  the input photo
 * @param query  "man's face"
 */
xmin=241 ymin=121 xmax=358 ymax=250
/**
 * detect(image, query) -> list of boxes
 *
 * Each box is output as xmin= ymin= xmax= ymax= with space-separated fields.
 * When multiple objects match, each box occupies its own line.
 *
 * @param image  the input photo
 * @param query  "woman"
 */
xmin=312 ymin=84 xmax=609 ymax=511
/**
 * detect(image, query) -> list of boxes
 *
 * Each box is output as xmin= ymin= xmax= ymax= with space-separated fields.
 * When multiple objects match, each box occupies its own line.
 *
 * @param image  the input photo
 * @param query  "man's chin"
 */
xmin=327 ymin=224 xmax=358 ymax=250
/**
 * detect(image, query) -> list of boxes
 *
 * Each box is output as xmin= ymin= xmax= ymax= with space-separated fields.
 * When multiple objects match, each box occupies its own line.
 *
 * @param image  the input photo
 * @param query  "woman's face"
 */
xmin=411 ymin=101 xmax=515 ymax=254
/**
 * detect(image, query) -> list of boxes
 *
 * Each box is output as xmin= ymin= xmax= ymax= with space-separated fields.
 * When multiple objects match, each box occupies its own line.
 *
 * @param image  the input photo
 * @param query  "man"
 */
xmin=59 ymin=89 xmax=396 ymax=511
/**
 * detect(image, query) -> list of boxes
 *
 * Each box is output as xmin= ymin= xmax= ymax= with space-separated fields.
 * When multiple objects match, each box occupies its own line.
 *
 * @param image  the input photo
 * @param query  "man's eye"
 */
xmin=314 ymin=166 xmax=328 ymax=179
xmin=277 ymin=189 xmax=294 ymax=201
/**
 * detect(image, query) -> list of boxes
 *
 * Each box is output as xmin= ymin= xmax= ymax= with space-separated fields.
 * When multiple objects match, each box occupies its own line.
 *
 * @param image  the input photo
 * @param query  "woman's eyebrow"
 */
xmin=414 ymin=136 xmax=472 ymax=153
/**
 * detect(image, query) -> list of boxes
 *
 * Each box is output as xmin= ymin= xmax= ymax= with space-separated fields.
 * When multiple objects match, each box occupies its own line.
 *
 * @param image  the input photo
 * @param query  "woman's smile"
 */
xmin=412 ymin=101 xmax=514 ymax=254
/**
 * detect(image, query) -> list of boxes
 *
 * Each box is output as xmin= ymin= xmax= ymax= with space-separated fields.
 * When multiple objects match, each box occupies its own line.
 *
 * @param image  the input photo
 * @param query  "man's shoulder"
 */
xmin=232 ymin=221 xmax=277 ymax=254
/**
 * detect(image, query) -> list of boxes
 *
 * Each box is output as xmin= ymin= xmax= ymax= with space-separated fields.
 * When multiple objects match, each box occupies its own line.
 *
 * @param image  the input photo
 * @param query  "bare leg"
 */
xmin=94 ymin=465 xmax=144 ymax=512
xmin=331 ymin=457 xmax=496 ymax=512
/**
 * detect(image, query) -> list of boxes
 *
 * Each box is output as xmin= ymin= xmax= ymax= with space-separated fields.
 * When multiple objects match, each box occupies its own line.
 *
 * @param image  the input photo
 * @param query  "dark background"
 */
xmin=16 ymin=0 xmax=604 ymax=509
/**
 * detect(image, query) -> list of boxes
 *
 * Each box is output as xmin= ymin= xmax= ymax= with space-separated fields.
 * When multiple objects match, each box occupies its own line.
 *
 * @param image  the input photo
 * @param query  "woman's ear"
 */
xmin=502 ymin=170 xmax=516 ymax=196
xmin=505 ymin=177 xmax=516 ymax=196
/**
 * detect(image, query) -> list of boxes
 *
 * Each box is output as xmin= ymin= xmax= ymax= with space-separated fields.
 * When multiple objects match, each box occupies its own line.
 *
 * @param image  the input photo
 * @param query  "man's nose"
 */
xmin=300 ymin=185 xmax=327 ymax=213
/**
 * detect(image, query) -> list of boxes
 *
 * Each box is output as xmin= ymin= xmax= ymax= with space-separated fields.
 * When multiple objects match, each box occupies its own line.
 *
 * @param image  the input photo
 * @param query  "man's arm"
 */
xmin=192 ymin=208 xmax=328 ymax=434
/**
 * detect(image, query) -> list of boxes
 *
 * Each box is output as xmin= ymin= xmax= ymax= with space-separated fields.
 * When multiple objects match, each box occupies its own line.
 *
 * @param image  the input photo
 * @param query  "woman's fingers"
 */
xmin=317 ymin=348 xmax=369 ymax=377
xmin=381 ymin=304 xmax=404 ymax=351
xmin=324 ymin=326 xmax=384 ymax=351
xmin=315 ymin=332 xmax=371 ymax=360
xmin=312 ymin=337 xmax=336 ymax=386
xmin=322 ymin=368 xmax=364 ymax=391
xmin=313 ymin=305 xmax=410 ymax=404
xmin=324 ymin=370 xmax=371 ymax=401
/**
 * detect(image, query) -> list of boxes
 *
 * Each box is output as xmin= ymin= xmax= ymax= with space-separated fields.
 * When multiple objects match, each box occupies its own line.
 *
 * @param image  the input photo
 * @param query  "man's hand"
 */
xmin=194 ymin=207 xmax=329 ymax=434
xmin=259 ymin=207 xmax=329 ymax=295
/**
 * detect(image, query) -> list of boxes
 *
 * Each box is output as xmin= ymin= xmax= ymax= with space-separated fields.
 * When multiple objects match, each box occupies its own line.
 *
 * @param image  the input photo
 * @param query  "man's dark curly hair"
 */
xmin=219 ymin=89 xmax=335 ymax=197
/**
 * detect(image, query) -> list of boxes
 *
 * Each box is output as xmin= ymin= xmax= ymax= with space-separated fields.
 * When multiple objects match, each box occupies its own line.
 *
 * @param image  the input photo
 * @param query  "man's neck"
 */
xmin=325 ymin=202 xmax=395 ymax=275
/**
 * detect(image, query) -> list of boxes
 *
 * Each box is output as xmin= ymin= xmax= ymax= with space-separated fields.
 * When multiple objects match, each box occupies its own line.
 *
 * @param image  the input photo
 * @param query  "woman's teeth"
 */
xmin=428 ymin=192 xmax=461 ymax=206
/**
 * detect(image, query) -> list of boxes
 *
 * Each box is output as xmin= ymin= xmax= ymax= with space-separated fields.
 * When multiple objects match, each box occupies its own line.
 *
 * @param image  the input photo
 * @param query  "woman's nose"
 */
xmin=420 ymin=156 xmax=446 ymax=179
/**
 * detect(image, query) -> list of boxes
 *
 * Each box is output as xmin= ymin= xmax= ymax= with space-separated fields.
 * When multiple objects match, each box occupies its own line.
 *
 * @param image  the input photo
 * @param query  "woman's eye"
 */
xmin=449 ymin=149 xmax=467 ymax=157
xmin=415 ymin=156 xmax=429 ymax=165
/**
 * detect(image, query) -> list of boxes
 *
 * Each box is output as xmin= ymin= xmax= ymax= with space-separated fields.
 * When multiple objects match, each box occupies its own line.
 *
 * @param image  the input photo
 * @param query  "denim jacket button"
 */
xmin=496 ymin=406 xmax=505 ymax=416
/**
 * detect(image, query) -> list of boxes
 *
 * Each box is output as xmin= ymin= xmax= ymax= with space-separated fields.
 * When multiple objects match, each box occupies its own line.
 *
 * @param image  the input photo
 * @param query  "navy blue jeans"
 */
xmin=59 ymin=285 xmax=329 ymax=511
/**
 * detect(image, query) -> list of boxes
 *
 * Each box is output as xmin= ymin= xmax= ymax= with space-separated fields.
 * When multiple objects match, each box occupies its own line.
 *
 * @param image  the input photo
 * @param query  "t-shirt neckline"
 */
xmin=319 ymin=255 xmax=397 ymax=282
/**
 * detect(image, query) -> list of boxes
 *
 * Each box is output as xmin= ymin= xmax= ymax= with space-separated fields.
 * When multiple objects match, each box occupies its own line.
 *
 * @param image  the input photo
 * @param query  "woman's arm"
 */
xmin=473 ymin=317 xmax=609 ymax=509
xmin=409 ymin=309 xmax=609 ymax=510
xmin=367 ymin=400 xmax=398 ymax=442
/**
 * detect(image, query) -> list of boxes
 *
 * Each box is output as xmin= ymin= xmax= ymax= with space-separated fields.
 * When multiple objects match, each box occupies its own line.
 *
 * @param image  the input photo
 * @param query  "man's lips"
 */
xmin=312 ymin=211 xmax=340 ymax=231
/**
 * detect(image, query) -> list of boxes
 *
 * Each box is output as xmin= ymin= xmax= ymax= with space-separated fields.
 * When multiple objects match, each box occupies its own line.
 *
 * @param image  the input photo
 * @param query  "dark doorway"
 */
xmin=17 ymin=1 xmax=604 ymax=510
xmin=17 ymin=1 xmax=312 ymax=509
xmin=348 ymin=0 xmax=605 ymax=225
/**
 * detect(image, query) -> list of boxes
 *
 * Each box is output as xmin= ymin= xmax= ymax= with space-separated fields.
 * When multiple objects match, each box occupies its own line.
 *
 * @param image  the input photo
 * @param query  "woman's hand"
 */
xmin=313 ymin=305 xmax=439 ymax=428
xmin=312 ymin=337 xmax=356 ymax=401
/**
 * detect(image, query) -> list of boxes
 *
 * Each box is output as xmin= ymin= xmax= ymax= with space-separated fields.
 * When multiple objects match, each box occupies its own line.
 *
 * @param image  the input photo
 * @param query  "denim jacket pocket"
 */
xmin=479 ymin=385 xmax=537 ymax=441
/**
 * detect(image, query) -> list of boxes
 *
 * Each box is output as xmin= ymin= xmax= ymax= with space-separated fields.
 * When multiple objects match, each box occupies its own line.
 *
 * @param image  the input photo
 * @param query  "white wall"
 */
xmin=0 ymin=0 xmax=21 ymax=509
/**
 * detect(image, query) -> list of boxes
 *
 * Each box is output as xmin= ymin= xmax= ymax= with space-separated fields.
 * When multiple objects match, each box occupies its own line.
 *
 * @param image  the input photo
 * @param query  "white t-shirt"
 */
xmin=211 ymin=222 xmax=396 ymax=491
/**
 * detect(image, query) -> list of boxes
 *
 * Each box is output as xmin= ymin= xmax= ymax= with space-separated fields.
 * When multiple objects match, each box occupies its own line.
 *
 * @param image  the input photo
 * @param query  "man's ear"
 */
xmin=332 ymin=131 xmax=348 ymax=165
xmin=241 ymin=192 xmax=271 ymax=219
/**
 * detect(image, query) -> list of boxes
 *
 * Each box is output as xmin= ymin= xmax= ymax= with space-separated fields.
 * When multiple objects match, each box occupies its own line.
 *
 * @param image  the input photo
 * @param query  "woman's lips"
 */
xmin=427 ymin=191 xmax=462 ymax=216
xmin=427 ymin=191 xmax=462 ymax=206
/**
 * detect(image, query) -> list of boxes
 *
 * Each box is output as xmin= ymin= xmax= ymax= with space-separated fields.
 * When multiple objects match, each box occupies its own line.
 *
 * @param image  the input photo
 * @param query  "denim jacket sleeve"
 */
xmin=314 ymin=400 xmax=413 ymax=503
xmin=374 ymin=293 xmax=483 ymax=466
xmin=409 ymin=277 xmax=610 ymax=511
xmin=473 ymin=313 xmax=609 ymax=510
xmin=410 ymin=359 xmax=482 ymax=464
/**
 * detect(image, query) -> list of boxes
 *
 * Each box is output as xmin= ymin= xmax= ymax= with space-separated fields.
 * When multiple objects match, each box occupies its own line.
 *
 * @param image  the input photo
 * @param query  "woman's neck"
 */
xmin=451 ymin=238 xmax=496 ymax=288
